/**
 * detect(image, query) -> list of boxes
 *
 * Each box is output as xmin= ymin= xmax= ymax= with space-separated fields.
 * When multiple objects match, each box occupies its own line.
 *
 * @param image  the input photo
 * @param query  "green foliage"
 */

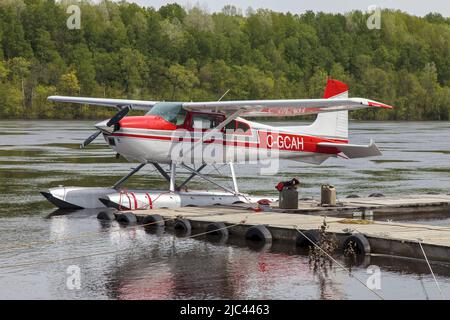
xmin=0 ymin=1 xmax=449 ymax=120
xmin=58 ymin=69 xmax=80 ymax=95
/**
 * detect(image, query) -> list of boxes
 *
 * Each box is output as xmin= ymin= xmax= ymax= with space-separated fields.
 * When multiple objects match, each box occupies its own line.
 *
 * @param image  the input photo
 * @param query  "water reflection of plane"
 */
xmin=105 ymin=235 xmax=236 ymax=299
xmin=104 ymin=233 xmax=347 ymax=300
xmin=46 ymin=208 xmax=103 ymax=218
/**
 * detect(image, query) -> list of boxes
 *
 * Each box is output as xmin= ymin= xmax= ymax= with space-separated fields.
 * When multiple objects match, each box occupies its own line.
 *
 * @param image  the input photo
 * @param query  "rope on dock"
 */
xmin=417 ymin=239 xmax=446 ymax=300
xmin=294 ymin=226 xmax=385 ymax=300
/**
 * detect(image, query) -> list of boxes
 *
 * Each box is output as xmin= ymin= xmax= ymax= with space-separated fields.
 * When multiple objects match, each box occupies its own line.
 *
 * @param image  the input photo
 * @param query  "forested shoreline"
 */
xmin=0 ymin=0 xmax=449 ymax=120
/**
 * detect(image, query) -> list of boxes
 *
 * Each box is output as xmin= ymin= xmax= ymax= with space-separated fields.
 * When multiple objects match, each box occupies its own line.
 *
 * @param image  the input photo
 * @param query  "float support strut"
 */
xmin=229 ymin=162 xmax=239 ymax=194
xmin=151 ymin=162 xmax=171 ymax=182
xmin=178 ymin=163 xmax=207 ymax=189
xmin=112 ymin=163 xmax=146 ymax=189
xmin=169 ymin=162 xmax=176 ymax=192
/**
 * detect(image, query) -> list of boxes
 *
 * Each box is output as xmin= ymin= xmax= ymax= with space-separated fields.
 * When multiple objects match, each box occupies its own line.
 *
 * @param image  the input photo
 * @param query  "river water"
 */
xmin=0 ymin=120 xmax=449 ymax=299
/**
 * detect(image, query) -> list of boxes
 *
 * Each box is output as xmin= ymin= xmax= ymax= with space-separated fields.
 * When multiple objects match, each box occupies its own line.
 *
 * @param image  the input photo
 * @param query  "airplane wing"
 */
xmin=317 ymin=140 xmax=382 ymax=159
xmin=182 ymin=98 xmax=392 ymax=117
xmin=47 ymin=96 xmax=158 ymax=111
xmin=48 ymin=96 xmax=392 ymax=116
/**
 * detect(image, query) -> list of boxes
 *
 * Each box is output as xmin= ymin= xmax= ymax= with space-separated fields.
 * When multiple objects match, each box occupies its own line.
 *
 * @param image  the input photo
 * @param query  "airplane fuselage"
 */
xmin=100 ymin=114 xmax=344 ymax=165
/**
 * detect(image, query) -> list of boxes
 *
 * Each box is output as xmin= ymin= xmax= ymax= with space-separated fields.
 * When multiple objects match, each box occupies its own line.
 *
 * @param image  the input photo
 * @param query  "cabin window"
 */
xmin=224 ymin=120 xmax=250 ymax=134
xmin=225 ymin=121 xmax=235 ymax=131
xmin=146 ymin=103 xmax=187 ymax=126
xmin=236 ymin=121 xmax=250 ymax=133
xmin=191 ymin=114 xmax=223 ymax=130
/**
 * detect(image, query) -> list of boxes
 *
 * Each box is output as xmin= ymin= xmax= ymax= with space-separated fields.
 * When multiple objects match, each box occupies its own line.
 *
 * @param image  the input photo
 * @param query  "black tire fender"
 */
xmin=96 ymin=209 xmax=116 ymax=221
xmin=174 ymin=218 xmax=192 ymax=233
xmin=245 ymin=225 xmax=272 ymax=242
xmin=369 ymin=193 xmax=384 ymax=198
xmin=206 ymin=222 xmax=229 ymax=237
xmin=142 ymin=214 xmax=165 ymax=227
xmin=116 ymin=212 xmax=137 ymax=225
xmin=296 ymin=229 xmax=319 ymax=248
xmin=343 ymin=233 xmax=371 ymax=255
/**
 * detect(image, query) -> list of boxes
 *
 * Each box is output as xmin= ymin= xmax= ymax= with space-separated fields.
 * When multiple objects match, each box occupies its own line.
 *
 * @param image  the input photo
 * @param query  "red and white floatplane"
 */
xmin=41 ymin=79 xmax=392 ymax=210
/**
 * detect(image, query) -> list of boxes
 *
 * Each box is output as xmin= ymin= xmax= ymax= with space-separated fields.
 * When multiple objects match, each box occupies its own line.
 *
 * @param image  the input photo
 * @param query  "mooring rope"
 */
xmin=0 ymin=215 xmax=179 ymax=252
xmin=179 ymin=218 xmax=247 ymax=240
xmin=417 ymin=239 xmax=445 ymax=300
xmin=0 ymin=216 xmax=248 ymax=271
xmin=294 ymin=226 xmax=385 ymax=300
xmin=0 ymin=207 xmax=253 ymax=253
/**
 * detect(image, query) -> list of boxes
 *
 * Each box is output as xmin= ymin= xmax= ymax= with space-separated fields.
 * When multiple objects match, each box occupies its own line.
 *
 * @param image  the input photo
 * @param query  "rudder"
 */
xmin=301 ymin=79 xmax=349 ymax=141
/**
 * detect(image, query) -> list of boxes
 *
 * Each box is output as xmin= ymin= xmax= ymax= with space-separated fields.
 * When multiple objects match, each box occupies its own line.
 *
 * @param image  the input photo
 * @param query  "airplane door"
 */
xmin=188 ymin=112 xmax=225 ymax=163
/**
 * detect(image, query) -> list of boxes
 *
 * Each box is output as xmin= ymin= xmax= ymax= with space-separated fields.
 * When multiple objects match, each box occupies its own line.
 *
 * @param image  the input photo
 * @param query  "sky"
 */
xmin=122 ymin=0 xmax=450 ymax=17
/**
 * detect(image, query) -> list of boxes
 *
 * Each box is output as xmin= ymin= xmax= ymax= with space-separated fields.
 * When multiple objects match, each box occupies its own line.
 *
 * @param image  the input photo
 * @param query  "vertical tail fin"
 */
xmin=301 ymin=79 xmax=349 ymax=141
xmin=323 ymin=78 xmax=349 ymax=99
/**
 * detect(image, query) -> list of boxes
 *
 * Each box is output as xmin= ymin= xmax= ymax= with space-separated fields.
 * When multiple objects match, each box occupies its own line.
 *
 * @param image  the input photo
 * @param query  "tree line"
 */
xmin=0 ymin=0 xmax=449 ymax=120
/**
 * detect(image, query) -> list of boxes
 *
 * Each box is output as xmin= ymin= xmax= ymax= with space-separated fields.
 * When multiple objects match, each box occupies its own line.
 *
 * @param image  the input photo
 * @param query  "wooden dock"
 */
xmin=275 ymin=194 xmax=450 ymax=219
xmin=124 ymin=195 xmax=450 ymax=264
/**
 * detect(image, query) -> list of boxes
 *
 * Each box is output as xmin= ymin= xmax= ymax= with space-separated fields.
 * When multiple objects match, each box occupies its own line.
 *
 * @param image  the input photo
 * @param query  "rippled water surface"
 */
xmin=0 ymin=120 xmax=450 ymax=299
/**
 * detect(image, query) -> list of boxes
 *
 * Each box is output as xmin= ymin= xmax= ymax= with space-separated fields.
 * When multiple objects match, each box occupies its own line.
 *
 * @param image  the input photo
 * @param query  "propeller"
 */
xmin=107 ymin=105 xmax=131 ymax=127
xmin=80 ymin=105 xmax=131 ymax=149
xmin=80 ymin=130 xmax=102 ymax=149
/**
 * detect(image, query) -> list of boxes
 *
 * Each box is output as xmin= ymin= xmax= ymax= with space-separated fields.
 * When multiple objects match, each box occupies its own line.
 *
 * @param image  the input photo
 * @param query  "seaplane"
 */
xmin=41 ymin=79 xmax=393 ymax=210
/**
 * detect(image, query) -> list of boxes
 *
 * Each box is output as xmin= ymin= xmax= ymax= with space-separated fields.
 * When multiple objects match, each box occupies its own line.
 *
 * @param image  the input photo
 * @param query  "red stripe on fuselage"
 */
xmin=111 ymin=131 xmax=347 ymax=154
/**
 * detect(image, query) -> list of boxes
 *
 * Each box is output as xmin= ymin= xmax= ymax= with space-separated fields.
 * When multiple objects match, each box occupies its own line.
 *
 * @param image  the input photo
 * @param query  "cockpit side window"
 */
xmin=146 ymin=103 xmax=187 ymax=126
xmin=191 ymin=114 xmax=223 ymax=129
xmin=224 ymin=121 xmax=236 ymax=132
xmin=224 ymin=120 xmax=251 ymax=134
xmin=236 ymin=121 xmax=250 ymax=132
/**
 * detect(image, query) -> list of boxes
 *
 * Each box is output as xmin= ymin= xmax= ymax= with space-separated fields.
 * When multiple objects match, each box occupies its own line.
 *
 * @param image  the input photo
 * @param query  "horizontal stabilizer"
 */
xmin=317 ymin=140 xmax=382 ymax=159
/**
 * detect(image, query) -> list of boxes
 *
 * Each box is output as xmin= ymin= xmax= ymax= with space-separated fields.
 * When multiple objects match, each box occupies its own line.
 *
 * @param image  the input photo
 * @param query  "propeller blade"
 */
xmin=80 ymin=130 xmax=102 ymax=149
xmin=81 ymin=106 xmax=130 ymax=149
xmin=106 ymin=105 xmax=131 ymax=127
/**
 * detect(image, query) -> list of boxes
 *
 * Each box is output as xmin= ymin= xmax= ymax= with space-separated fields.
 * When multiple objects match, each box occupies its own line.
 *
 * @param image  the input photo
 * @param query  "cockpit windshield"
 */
xmin=145 ymin=102 xmax=187 ymax=126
